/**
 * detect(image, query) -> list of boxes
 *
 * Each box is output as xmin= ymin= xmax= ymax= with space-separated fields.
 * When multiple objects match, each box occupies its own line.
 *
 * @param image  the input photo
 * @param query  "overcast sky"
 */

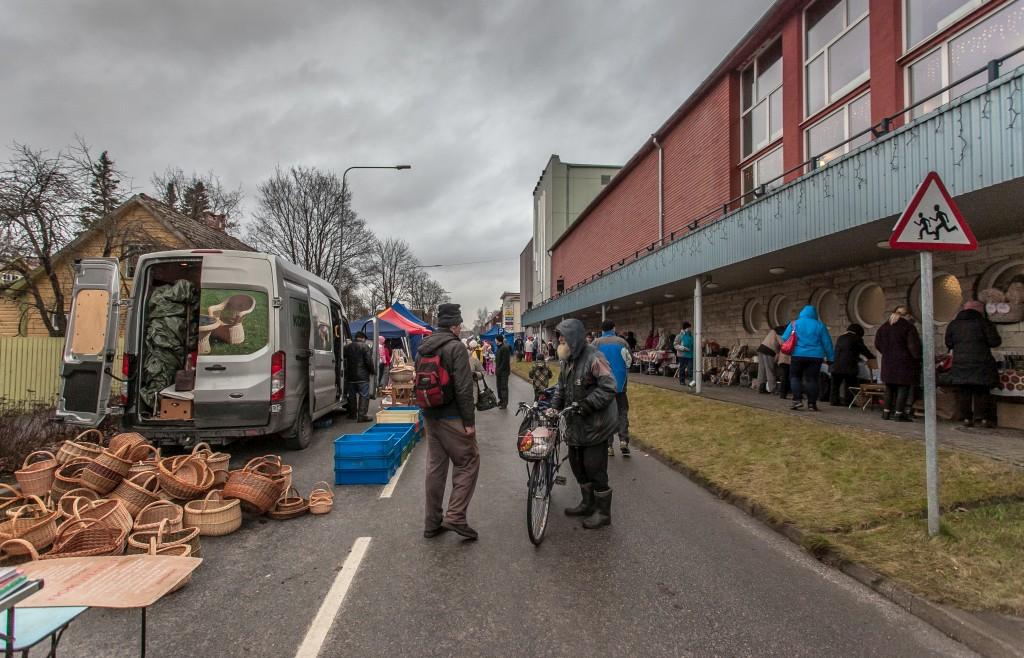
xmin=1 ymin=0 xmax=772 ymax=317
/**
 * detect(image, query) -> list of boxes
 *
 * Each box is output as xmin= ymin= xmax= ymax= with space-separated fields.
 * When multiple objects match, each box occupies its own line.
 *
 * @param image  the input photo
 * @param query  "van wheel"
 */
xmin=285 ymin=407 xmax=313 ymax=451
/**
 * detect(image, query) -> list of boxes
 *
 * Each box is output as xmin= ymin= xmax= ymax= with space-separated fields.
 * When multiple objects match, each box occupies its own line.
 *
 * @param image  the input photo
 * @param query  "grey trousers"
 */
xmin=424 ymin=417 xmax=480 ymax=528
xmin=755 ymin=353 xmax=776 ymax=393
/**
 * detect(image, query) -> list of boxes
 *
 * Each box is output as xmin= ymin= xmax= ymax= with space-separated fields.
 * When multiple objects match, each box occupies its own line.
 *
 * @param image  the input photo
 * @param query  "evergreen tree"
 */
xmin=181 ymin=180 xmax=210 ymax=220
xmin=79 ymin=150 xmax=123 ymax=229
xmin=163 ymin=181 xmax=178 ymax=211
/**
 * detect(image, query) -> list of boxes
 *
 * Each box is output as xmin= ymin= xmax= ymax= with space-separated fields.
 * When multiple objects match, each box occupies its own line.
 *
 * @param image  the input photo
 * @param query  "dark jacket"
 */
xmin=495 ymin=344 xmax=511 ymax=376
xmin=944 ymin=309 xmax=1001 ymax=387
xmin=832 ymin=332 xmax=874 ymax=376
xmin=551 ymin=319 xmax=618 ymax=447
xmin=343 ymin=339 xmax=374 ymax=383
xmin=874 ymin=318 xmax=922 ymax=386
xmin=415 ymin=330 xmax=476 ymax=427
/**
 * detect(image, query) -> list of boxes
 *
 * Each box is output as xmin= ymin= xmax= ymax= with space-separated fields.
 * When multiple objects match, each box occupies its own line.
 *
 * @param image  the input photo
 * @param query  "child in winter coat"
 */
xmin=528 ymin=360 xmax=553 ymax=401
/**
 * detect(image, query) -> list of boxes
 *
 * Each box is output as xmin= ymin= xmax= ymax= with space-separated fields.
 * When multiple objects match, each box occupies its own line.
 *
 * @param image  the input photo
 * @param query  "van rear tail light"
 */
xmin=271 ymin=351 xmax=286 ymax=402
xmin=120 ymin=353 xmax=136 ymax=406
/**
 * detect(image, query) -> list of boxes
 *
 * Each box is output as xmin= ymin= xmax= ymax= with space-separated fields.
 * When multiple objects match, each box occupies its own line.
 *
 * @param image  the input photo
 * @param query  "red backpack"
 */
xmin=414 ymin=353 xmax=453 ymax=408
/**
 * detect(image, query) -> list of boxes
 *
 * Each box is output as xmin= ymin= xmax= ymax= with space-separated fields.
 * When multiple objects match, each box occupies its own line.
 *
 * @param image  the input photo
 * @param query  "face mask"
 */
xmin=557 ymin=344 xmax=571 ymax=360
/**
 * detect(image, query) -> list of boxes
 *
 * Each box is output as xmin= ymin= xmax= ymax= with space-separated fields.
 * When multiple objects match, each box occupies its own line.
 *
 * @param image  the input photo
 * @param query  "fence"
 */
xmin=0 ymin=337 xmax=123 ymax=413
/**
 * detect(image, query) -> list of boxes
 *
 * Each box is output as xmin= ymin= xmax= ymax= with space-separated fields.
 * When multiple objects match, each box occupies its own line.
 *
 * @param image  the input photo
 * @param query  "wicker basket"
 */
xmin=223 ymin=467 xmax=285 ymax=514
xmin=127 ymin=444 xmax=161 ymax=477
xmin=127 ymin=519 xmax=201 ymax=558
xmin=184 ymin=490 xmax=242 ymax=536
xmin=0 ymin=496 xmax=58 ymax=552
xmin=80 ymin=444 xmax=133 ymax=495
xmin=110 ymin=472 xmax=163 ymax=518
xmin=109 ymin=432 xmax=147 ymax=455
xmin=192 ymin=443 xmax=231 ymax=486
xmin=60 ymin=498 xmax=133 ymax=536
xmin=246 ymin=456 xmax=292 ymax=493
xmin=51 ymin=459 xmax=91 ymax=499
xmin=15 ymin=451 xmax=58 ymax=498
xmin=157 ymin=456 xmax=215 ymax=500
xmin=134 ymin=500 xmax=183 ymax=532
xmin=308 ymin=482 xmax=334 ymax=515
xmin=0 ymin=484 xmax=22 ymax=514
xmin=267 ymin=487 xmax=309 ymax=520
xmin=55 ymin=429 xmax=105 ymax=466
xmin=57 ymin=489 xmax=100 ymax=518
xmin=45 ymin=518 xmax=127 ymax=559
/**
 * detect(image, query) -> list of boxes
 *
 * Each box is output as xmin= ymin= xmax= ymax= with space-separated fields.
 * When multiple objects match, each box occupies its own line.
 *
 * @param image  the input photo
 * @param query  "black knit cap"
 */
xmin=436 ymin=303 xmax=463 ymax=328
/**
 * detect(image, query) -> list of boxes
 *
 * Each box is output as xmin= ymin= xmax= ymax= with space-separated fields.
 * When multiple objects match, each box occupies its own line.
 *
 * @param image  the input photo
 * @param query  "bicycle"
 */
xmin=515 ymin=400 xmax=577 ymax=545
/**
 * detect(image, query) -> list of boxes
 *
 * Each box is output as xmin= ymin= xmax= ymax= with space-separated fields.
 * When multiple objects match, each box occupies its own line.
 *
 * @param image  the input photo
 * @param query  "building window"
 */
xmin=805 ymin=0 xmax=870 ymax=116
xmin=905 ymin=0 xmax=984 ymax=50
xmin=556 ymin=278 xmax=564 ymax=293
xmin=805 ymin=92 xmax=871 ymax=169
xmin=600 ymin=174 xmax=611 ymax=185
xmin=907 ymin=1 xmax=1024 ymax=118
xmin=741 ymin=39 xmax=783 ymax=159
xmin=741 ymin=146 xmax=784 ymax=202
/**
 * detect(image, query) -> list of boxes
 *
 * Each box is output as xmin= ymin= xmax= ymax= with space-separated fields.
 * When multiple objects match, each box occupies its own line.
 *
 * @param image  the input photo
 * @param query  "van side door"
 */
xmin=308 ymin=289 xmax=337 ymax=413
xmin=56 ymin=258 xmax=121 ymax=426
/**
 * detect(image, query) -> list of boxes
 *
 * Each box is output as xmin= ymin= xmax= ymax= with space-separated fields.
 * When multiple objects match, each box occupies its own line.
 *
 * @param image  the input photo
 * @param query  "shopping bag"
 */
xmin=780 ymin=322 xmax=797 ymax=355
xmin=475 ymin=381 xmax=498 ymax=412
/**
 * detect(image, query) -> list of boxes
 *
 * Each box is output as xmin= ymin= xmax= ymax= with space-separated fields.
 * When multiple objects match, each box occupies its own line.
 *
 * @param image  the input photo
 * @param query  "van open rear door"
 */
xmin=57 ymin=258 xmax=121 ymax=426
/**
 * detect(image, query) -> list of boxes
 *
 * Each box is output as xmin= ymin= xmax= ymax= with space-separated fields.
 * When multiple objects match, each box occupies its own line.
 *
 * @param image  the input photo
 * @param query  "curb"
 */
xmin=634 ymin=439 xmax=1024 ymax=658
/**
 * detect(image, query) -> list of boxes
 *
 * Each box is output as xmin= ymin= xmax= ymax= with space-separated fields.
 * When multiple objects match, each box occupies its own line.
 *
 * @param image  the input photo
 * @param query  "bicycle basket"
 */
xmin=517 ymin=426 xmax=554 ymax=462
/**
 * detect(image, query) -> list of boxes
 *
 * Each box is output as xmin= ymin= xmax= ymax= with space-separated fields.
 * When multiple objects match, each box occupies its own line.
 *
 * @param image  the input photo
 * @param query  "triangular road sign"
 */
xmin=889 ymin=171 xmax=977 ymax=251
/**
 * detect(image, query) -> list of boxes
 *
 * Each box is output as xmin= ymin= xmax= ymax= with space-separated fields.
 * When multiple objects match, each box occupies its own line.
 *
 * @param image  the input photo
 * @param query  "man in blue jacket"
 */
xmin=594 ymin=320 xmax=633 ymax=457
xmin=781 ymin=305 xmax=834 ymax=411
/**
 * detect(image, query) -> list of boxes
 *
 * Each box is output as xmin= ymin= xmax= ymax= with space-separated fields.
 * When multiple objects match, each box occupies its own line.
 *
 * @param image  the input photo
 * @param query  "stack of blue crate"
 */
xmin=333 ymin=416 xmax=424 ymax=485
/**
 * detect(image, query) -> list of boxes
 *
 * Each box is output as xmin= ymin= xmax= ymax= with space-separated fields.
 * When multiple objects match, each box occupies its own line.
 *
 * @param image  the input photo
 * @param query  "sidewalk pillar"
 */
xmin=601 ymin=304 xmax=607 ymax=323
xmin=694 ymin=277 xmax=703 ymax=394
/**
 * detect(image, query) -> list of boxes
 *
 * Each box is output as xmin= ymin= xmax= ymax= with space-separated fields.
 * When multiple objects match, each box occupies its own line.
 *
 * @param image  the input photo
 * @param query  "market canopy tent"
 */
xmin=390 ymin=302 xmax=435 ymax=331
xmin=479 ymin=325 xmax=515 ymax=352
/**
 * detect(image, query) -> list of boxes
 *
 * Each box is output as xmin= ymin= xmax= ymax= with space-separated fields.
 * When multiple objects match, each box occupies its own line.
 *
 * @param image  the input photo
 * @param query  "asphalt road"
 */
xmin=57 ymin=374 xmax=975 ymax=657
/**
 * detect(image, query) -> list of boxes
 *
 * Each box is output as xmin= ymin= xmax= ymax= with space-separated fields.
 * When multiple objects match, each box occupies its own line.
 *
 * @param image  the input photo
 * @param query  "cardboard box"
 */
xmin=159 ymin=397 xmax=193 ymax=420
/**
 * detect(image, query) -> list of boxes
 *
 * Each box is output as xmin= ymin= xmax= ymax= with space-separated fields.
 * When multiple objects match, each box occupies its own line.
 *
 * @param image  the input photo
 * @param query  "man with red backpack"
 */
xmin=415 ymin=303 xmax=480 ymax=540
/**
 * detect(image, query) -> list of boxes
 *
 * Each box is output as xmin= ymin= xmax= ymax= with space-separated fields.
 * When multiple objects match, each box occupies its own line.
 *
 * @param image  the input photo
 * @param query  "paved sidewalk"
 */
xmin=631 ymin=372 xmax=1024 ymax=468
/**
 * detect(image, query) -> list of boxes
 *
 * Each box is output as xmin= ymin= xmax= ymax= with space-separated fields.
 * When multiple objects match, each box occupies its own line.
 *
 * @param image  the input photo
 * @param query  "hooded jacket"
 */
xmin=831 ymin=329 xmax=874 ymax=376
xmin=782 ymin=306 xmax=834 ymax=361
xmin=944 ymin=309 xmax=1001 ymax=387
xmin=415 ymin=330 xmax=476 ymax=427
xmin=551 ymin=319 xmax=618 ymax=447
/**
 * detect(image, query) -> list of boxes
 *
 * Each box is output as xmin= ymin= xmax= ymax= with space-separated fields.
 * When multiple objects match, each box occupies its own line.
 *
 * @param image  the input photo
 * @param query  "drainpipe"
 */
xmin=652 ymin=134 xmax=664 ymax=243
xmin=694 ymin=277 xmax=703 ymax=395
xmin=601 ymin=304 xmax=607 ymax=323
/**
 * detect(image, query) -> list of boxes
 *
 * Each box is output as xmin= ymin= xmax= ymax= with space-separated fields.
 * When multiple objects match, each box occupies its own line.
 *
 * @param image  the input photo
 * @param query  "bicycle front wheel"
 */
xmin=526 ymin=458 xmax=551 ymax=545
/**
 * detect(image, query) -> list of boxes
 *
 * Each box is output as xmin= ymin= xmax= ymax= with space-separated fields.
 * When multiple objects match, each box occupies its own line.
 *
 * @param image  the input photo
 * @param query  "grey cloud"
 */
xmin=1 ymin=0 xmax=772 ymax=315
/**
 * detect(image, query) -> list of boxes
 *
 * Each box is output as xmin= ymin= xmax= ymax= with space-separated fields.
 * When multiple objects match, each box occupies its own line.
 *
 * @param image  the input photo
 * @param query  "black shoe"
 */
xmin=791 ymin=402 xmax=804 ymax=411
xmin=441 ymin=522 xmax=478 ymax=540
xmin=356 ymin=416 xmax=372 ymax=423
xmin=564 ymin=484 xmax=594 ymax=517
xmin=582 ymin=489 xmax=612 ymax=529
xmin=979 ymin=419 xmax=994 ymax=429
xmin=962 ymin=418 xmax=975 ymax=428
xmin=620 ymin=443 xmax=631 ymax=458
xmin=881 ymin=410 xmax=892 ymax=421
xmin=423 ymin=526 xmax=450 ymax=538
xmin=809 ymin=404 xmax=819 ymax=412
xmin=894 ymin=412 xmax=911 ymax=422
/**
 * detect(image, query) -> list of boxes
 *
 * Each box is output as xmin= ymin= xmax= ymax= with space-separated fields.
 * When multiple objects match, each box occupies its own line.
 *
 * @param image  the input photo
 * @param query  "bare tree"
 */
xmin=405 ymin=269 xmax=449 ymax=324
xmin=0 ymin=144 xmax=83 ymax=336
xmin=245 ymin=166 xmax=375 ymax=308
xmin=364 ymin=237 xmax=418 ymax=311
xmin=151 ymin=167 xmax=243 ymax=232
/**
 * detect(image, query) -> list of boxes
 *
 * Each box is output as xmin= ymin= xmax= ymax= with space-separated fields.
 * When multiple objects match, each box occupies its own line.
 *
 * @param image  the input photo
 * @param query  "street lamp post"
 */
xmin=337 ymin=164 xmax=411 ymax=298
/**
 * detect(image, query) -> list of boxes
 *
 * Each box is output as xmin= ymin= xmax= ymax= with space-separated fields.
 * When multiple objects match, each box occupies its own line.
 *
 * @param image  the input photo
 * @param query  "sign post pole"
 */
xmin=919 ymin=251 xmax=940 ymax=536
xmin=889 ymin=170 xmax=976 ymax=538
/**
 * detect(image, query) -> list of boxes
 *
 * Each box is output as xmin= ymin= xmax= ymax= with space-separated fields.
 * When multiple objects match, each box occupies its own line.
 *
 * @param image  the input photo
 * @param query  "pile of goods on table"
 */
xmin=0 ymin=431 xmax=334 ymax=588
xmin=334 ymin=407 xmax=423 ymax=485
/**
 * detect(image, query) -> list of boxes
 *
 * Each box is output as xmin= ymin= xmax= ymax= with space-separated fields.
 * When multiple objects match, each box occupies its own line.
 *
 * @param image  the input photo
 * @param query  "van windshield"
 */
xmin=198 ymin=288 xmax=269 ymax=356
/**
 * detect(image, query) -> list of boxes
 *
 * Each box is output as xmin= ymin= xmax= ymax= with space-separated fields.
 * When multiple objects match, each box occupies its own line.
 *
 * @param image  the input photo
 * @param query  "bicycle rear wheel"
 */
xmin=526 ymin=458 xmax=551 ymax=545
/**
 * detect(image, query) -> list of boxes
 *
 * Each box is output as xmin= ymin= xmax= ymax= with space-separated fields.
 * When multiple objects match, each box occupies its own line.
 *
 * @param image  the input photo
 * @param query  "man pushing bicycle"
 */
xmin=549 ymin=318 xmax=618 ymax=529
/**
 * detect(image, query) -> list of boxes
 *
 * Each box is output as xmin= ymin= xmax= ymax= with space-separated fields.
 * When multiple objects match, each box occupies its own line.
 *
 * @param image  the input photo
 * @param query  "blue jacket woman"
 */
xmin=781 ymin=305 xmax=833 ymax=410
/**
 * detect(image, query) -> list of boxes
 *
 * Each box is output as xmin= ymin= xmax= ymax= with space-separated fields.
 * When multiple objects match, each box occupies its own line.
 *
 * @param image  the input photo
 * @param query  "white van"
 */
xmin=56 ymin=250 xmax=349 ymax=449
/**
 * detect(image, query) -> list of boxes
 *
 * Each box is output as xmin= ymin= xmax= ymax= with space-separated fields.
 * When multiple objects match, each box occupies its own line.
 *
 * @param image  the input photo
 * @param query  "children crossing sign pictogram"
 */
xmin=889 ymin=171 xmax=977 ymax=251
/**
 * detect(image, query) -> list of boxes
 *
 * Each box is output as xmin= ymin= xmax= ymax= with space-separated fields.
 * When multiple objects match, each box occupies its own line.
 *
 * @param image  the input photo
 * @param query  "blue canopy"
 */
xmin=479 ymin=325 xmax=515 ymax=353
xmin=390 ymin=302 xmax=434 ymax=331
xmin=348 ymin=317 xmax=408 ymax=339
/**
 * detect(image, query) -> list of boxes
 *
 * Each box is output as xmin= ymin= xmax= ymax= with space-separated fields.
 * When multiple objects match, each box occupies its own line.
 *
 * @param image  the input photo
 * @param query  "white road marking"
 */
xmin=294 ymin=536 xmax=372 ymax=658
xmin=379 ymin=443 xmax=415 ymax=499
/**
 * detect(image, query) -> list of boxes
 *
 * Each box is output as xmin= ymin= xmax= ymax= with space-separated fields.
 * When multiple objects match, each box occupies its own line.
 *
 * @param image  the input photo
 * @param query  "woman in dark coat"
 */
xmin=945 ymin=300 xmax=1002 ymax=428
xmin=873 ymin=306 xmax=922 ymax=421
xmin=830 ymin=323 xmax=874 ymax=406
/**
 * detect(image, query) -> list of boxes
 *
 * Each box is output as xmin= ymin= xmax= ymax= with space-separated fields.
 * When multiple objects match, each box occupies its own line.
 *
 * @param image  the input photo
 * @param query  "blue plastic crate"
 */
xmin=362 ymin=424 xmax=413 ymax=447
xmin=334 ymin=433 xmax=401 ymax=458
xmin=334 ymin=463 xmax=397 ymax=485
xmin=334 ymin=447 xmax=400 ymax=470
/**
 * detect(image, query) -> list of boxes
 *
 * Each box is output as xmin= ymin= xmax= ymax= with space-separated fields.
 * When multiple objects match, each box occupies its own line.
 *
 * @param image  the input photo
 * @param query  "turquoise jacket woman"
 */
xmin=782 ymin=305 xmax=834 ymax=361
